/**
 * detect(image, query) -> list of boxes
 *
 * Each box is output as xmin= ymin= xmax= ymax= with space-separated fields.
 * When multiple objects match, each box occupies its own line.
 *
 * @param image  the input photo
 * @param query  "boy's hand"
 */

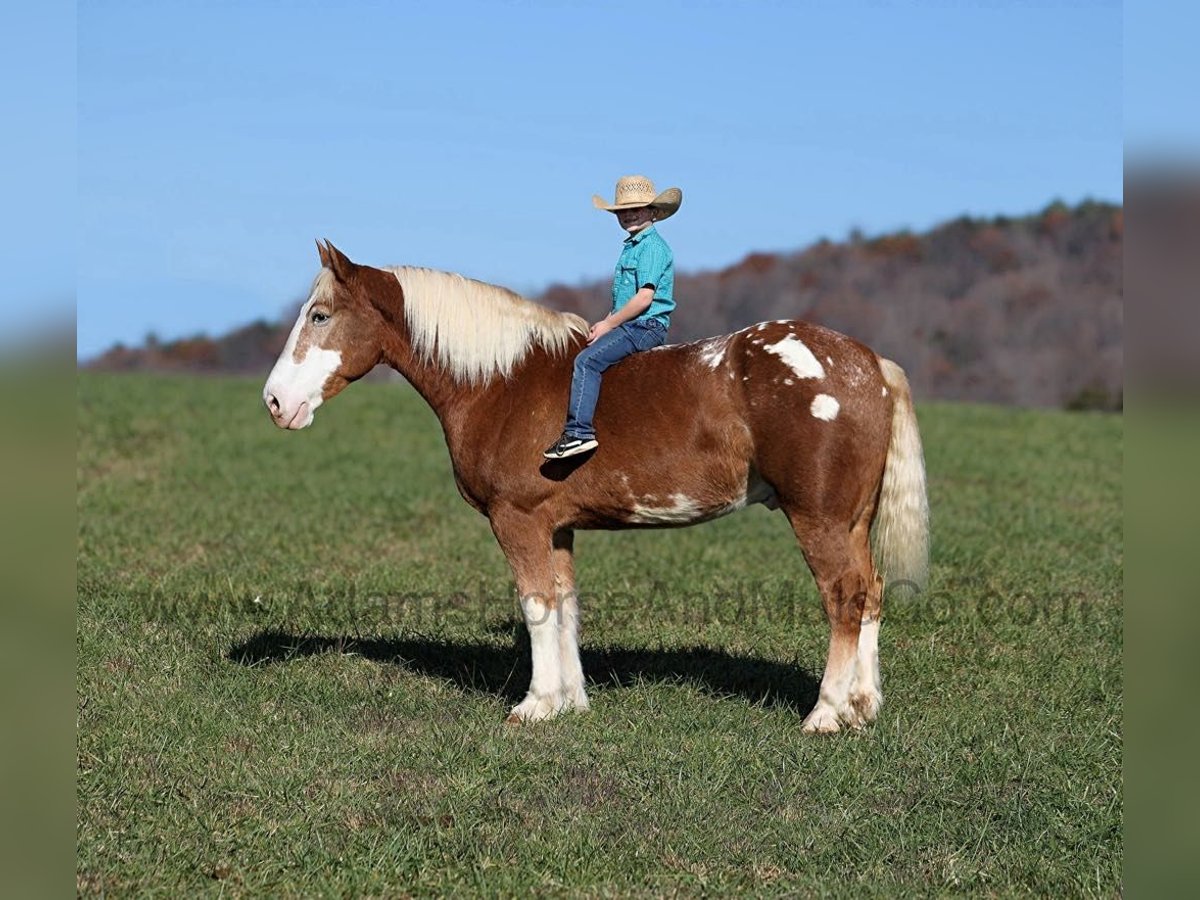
xmin=587 ymin=319 xmax=616 ymax=344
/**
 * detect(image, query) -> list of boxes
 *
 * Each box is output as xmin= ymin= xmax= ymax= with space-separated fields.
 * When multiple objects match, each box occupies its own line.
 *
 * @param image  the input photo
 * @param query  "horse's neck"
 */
xmin=379 ymin=334 xmax=475 ymax=421
xmin=380 ymin=334 xmax=569 ymax=462
xmin=368 ymin=266 xmax=579 ymax=458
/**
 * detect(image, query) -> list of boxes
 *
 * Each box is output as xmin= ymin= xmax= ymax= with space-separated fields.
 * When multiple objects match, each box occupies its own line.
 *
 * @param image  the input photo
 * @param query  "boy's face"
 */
xmin=616 ymin=206 xmax=656 ymax=233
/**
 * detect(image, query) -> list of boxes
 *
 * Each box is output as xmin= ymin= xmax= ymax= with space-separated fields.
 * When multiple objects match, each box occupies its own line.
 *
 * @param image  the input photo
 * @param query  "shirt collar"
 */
xmin=623 ymin=223 xmax=657 ymax=245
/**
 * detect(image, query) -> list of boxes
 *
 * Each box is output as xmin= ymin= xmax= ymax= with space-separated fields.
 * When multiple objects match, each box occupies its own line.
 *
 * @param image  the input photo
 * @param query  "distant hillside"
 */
xmin=86 ymin=200 xmax=1122 ymax=409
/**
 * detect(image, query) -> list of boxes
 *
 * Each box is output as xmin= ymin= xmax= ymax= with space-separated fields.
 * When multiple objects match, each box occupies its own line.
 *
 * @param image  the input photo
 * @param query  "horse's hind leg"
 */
xmin=786 ymin=510 xmax=878 ymax=733
xmin=848 ymin=525 xmax=885 ymax=725
xmin=552 ymin=528 xmax=589 ymax=711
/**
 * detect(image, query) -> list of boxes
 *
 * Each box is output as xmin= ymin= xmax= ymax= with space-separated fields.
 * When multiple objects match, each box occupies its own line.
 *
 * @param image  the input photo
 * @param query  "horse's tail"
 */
xmin=871 ymin=358 xmax=929 ymax=591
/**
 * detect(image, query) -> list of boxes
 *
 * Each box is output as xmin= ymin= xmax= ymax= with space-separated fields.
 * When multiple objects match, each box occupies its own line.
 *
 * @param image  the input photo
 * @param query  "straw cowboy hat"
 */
xmin=592 ymin=175 xmax=683 ymax=220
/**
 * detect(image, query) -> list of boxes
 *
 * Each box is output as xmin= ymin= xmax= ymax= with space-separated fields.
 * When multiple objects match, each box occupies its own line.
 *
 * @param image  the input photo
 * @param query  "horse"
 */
xmin=263 ymin=241 xmax=929 ymax=733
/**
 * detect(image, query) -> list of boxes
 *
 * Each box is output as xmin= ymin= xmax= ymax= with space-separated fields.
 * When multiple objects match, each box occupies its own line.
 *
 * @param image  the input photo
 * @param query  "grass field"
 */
xmin=77 ymin=372 xmax=1123 ymax=896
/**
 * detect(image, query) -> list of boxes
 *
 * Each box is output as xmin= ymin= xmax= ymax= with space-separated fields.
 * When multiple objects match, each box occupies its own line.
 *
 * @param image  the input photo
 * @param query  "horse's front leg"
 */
xmin=553 ymin=528 xmax=589 ymax=711
xmin=490 ymin=507 xmax=566 ymax=723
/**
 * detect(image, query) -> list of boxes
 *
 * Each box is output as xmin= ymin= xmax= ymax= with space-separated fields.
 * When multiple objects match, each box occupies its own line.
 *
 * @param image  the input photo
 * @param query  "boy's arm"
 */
xmin=588 ymin=287 xmax=655 ymax=343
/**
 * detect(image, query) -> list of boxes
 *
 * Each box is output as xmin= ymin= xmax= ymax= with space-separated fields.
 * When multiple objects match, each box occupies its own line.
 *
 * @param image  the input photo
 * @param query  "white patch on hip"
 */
xmin=810 ymin=393 xmax=840 ymax=420
xmin=764 ymin=336 xmax=825 ymax=379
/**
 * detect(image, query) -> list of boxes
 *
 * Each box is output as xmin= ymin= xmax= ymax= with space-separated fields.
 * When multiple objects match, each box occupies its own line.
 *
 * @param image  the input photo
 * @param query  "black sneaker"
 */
xmin=543 ymin=433 xmax=599 ymax=459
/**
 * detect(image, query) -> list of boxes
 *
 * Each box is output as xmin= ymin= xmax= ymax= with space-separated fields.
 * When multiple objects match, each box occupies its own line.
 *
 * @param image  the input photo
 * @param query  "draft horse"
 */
xmin=263 ymin=241 xmax=929 ymax=732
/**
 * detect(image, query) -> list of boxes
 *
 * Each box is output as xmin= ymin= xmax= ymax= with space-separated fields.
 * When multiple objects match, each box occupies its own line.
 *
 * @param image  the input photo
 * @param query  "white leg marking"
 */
xmin=509 ymin=595 xmax=565 ymax=722
xmin=803 ymin=631 xmax=859 ymax=733
xmin=848 ymin=618 xmax=883 ymax=724
xmin=557 ymin=593 xmax=589 ymax=710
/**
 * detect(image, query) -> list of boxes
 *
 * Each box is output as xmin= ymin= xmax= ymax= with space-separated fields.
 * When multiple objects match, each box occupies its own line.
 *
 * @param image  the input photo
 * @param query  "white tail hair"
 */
xmin=386 ymin=267 xmax=588 ymax=383
xmin=872 ymin=358 xmax=930 ymax=590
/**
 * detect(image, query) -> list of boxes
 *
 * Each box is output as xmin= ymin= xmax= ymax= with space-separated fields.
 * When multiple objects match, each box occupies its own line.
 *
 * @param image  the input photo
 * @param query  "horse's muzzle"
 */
xmin=264 ymin=390 xmax=310 ymax=430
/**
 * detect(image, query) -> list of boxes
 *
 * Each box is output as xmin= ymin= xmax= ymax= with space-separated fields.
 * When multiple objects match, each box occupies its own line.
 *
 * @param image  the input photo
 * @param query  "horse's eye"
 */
xmin=311 ymin=311 xmax=330 ymax=325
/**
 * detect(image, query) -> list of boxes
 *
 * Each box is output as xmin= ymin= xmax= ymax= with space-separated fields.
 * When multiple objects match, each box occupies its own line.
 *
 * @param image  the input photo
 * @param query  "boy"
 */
xmin=543 ymin=175 xmax=682 ymax=459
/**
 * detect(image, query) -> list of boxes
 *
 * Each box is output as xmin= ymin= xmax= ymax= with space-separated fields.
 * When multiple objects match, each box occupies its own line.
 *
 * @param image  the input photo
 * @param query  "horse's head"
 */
xmin=263 ymin=241 xmax=388 ymax=429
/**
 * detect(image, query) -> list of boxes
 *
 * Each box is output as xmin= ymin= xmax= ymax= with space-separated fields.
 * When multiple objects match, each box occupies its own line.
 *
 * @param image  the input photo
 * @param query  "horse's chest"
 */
xmin=450 ymin=468 xmax=488 ymax=514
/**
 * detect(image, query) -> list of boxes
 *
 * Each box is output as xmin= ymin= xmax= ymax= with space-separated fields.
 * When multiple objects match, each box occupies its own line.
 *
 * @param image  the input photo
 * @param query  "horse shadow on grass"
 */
xmin=227 ymin=624 xmax=819 ymax=713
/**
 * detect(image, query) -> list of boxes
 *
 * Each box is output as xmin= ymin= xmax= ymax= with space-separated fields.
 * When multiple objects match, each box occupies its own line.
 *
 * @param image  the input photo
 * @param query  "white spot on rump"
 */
xmin=882 ymin=385 xmax=888 ymax=396
xmin=764 ymin=336 xmax=825 ymax=379
xmin=811 ymin=393 xmax=840 ymax=420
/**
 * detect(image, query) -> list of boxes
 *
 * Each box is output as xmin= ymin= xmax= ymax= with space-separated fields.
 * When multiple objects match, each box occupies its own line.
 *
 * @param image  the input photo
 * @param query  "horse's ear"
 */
xmin=324 ymin=240 xmax=357 ymax=283
xmin=316 ymin=239 xmax=332 ymax=269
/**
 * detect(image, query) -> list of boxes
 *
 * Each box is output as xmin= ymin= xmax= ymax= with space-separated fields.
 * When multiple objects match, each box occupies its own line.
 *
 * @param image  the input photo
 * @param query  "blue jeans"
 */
xmin=565 ymin=317 xmax=667 ymax=440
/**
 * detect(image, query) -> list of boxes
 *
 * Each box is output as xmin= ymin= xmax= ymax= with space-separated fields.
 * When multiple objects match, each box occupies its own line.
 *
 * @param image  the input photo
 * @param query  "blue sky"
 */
xmin=73 ymin=0 xmax=1128 ymax=359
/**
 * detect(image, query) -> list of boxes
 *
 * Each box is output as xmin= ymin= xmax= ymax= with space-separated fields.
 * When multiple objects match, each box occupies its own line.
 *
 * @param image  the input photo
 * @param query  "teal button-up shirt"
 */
xmin=611 ymin=224 xmax=675 ymax=328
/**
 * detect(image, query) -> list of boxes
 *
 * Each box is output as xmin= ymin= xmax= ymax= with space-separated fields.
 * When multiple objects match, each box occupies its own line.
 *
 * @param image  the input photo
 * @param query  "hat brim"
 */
xmin=592 ymin=187 xmax=682 ymax=221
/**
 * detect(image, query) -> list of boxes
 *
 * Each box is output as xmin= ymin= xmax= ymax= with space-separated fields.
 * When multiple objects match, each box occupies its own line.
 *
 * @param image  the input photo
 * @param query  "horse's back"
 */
xmin=546 ymin=320 xmax=893 ymax=528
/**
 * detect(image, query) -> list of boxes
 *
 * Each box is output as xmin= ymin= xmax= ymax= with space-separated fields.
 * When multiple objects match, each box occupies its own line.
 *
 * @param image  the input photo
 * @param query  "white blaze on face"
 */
xmin=811 ymin=393 xmax=840 ymax=420
xmin=262 ymin=296 xmax=343 ymax=430
xmin=764 ymin=336 xmax=825 ymax=379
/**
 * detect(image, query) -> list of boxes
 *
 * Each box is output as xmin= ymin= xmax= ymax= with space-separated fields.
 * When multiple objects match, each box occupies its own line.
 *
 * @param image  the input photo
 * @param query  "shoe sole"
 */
xmin=543 ymin=439 xmax=599 ymax=459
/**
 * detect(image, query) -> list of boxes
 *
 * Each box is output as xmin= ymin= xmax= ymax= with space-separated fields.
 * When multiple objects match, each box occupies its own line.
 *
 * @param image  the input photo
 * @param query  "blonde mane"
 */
xmin=385 ymin=266 xmax=588 ymax=383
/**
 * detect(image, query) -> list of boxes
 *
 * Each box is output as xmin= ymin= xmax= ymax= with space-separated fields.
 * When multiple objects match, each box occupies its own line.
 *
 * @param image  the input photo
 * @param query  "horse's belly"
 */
xmin=592 ymin=472 xmax=777 ymax=528
xmin=624 ymin=492 xmax=745 ymax=526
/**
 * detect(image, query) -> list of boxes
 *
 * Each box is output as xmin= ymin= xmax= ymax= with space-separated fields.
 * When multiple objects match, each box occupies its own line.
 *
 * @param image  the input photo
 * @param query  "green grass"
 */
xmin=77 ymin=372 xmax=1122 ymax=896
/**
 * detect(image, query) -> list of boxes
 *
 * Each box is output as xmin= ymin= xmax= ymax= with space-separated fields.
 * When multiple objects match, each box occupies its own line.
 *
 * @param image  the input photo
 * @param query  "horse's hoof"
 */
xmin=505 ymin=693 xmax=563 ymax=723
xmin=846 ymin=690 xmax=882 ymax=726
xmin=802 ymin=704 xmax=842 ymax=734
